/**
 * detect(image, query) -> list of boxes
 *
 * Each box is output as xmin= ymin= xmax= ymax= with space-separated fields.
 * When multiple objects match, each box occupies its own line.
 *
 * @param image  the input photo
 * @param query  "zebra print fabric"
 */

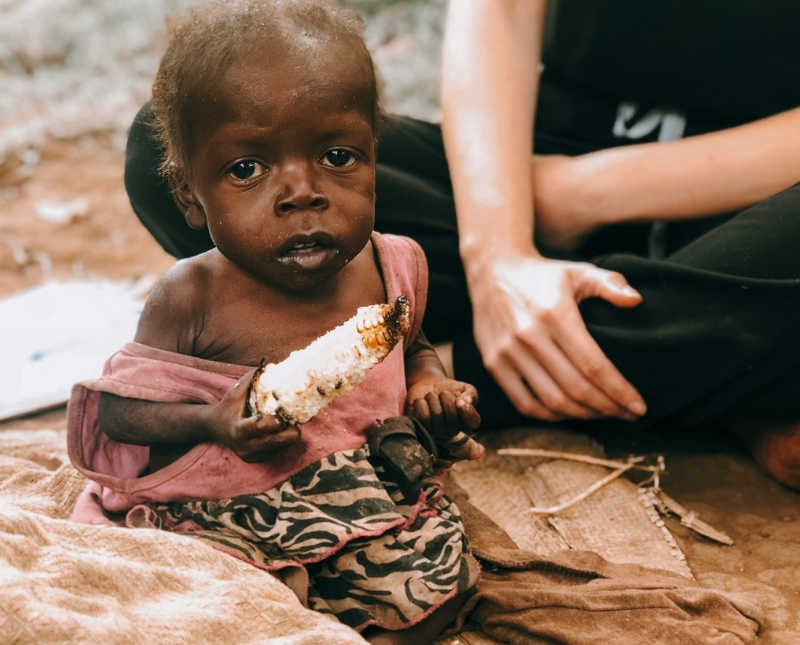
xmin=136 ymin=446 xmax=479 ymax=632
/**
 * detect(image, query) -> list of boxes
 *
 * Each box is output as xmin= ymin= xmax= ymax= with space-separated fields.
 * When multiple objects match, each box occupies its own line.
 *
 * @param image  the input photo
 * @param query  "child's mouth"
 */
xmin=277 ymin=234 xmax=339 ymax=270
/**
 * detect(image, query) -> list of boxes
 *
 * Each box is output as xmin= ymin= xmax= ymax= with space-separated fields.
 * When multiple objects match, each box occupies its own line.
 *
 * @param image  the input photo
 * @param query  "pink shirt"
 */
xmin=68 ymin=232 xmax=428 ymax=522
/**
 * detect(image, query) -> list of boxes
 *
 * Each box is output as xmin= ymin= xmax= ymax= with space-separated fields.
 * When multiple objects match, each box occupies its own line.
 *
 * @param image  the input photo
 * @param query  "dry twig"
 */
xmin=500 ymin=449 xmax=732 ymax=545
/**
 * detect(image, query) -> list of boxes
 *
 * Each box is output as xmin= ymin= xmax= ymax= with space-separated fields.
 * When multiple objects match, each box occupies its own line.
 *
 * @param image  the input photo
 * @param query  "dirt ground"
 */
xmin=2 ymin=135 xmax=798 ymax=643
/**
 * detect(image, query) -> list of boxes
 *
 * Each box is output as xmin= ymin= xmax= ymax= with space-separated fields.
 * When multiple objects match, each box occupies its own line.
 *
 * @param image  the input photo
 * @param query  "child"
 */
xmin=66 ymin=1 xmax=481 ymax=642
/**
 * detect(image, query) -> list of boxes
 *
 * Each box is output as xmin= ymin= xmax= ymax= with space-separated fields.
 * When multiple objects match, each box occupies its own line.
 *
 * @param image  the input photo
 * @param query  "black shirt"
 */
xmin=536 ymin=1 xmax=800 ymax=151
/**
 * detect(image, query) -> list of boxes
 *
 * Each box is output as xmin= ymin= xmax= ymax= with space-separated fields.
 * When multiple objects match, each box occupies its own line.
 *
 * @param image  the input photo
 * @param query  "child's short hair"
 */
xmin=151 ymin=0 xmax=379 ymax=188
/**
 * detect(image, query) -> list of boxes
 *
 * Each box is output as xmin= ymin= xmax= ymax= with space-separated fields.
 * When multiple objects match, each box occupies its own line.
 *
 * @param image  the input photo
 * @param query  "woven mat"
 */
xmin=450 ymin=426 xmax=691 ymax=578
xmin=439 ymin=426 xmax=693 ymax=645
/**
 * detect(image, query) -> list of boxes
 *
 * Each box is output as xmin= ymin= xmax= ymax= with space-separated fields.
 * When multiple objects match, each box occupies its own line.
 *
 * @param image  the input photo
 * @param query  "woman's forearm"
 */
xmin=441 ymin=0 xmax=548 ymax=272
xmin=566 ymin=107 xmax=800 ymax=225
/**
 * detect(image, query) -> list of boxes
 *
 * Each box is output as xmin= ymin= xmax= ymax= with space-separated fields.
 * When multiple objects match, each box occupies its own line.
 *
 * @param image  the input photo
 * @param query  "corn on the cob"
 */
xmin=248 ymin=296 xmax=411 ymax=425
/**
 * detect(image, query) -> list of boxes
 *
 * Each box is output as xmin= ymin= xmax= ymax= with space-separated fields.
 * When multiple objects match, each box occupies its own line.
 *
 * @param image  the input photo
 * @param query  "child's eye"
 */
xmin=228 ymin=160 xmax=266 ymax=181
xmin=321 ymin=149 xmax=356 ymax=168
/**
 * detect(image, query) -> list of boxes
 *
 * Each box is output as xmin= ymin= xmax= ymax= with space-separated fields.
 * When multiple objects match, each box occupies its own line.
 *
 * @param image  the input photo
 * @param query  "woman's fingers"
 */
xmin=552 ymin=303 xmax=647 ymax=416
xmin=507 ymin=348 xmax=599 ymax=418
xmin=518 ymin=327 xmax=636 ymax=419
xmin=577 ymin=265 xmax=642 ymax=308
xmin=488 ymin=354 xmax=565 ymax=422
xmin=490 ymin=329 xmax=641 ymax=420
xmin=484 ymin=287 xmax=642 ymax=419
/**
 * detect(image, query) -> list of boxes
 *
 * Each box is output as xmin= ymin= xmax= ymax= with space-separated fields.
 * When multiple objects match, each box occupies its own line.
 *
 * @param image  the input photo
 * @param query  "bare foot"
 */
xmin=732 ymin=417 xmax=800 ymax=490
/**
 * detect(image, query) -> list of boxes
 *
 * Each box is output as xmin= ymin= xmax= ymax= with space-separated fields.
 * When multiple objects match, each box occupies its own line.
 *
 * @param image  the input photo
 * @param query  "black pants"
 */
xmin=125 ymin=102 xmax=800 ymax=432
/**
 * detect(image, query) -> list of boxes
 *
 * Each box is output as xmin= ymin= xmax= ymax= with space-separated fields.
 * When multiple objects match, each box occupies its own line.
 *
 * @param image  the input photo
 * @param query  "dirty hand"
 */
xmin=468 ymin=253 xmax=647 ymax=422
xmin=405 ymin=377 xmax=481 ymax=439
xmin=208 ymin=369 xmax=301 ymax=463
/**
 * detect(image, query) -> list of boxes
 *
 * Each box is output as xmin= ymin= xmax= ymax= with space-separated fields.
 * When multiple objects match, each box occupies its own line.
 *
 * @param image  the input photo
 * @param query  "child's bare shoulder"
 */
xmin=134 ymin=253 xmax=216 ymax=354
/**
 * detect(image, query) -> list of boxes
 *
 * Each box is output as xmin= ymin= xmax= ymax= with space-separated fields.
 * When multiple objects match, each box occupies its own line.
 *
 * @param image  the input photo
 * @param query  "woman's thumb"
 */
xmin=578 ymin=267 xmax=642 ymax=307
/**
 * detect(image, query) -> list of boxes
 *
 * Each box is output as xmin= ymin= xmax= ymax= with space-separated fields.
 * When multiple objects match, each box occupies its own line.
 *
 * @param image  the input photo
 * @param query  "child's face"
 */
xmin=183 ymin=46 xmax=376 ymax=293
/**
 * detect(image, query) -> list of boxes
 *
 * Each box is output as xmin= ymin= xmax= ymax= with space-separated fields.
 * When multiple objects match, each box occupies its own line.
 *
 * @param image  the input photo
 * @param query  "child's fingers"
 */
xmin=246 ymin=427 xmax=300 ymax=451
xmin=260 ymin=426 xmax=301 ymax=446
xmin=457 ymin=383 xmax=479 ymax=405
xmin=235 ymin=367 xmax=258 ymax=387
xmin=424 ymin=392 xmax=444 ymax=433
xmin=237 ymin=427 xmax=301 ymax=463
xmin=412 ymin=397 xmax=431 ymax=426
xmin=237 ymin=414 xmax=285 ymax=437
xmin=456 ymin=398 xmax=482 ymax=430
xmin=217 ymin=368 xmax=258 ymax=416
xmin=439 ymin=391 xmax=461 ymax=428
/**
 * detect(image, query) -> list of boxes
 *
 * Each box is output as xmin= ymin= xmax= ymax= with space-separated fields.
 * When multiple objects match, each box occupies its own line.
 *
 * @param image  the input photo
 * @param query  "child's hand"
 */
xmin=405 ymin=378 xmax=481 ymax=439
xmin=208 ymin=369 xmax=301 ymax=463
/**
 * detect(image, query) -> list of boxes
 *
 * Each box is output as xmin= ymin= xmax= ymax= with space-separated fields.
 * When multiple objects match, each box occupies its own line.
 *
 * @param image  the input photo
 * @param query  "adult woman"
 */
xmin=124 ymin=0 xmax=800 ymax=487
xmin=438 ymin=0 xmax=800 ymax=488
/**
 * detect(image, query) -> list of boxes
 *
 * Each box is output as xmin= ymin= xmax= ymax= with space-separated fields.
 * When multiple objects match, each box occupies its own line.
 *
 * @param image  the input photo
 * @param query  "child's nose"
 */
xmin=275 ymin=162 xmax=328 ymax=215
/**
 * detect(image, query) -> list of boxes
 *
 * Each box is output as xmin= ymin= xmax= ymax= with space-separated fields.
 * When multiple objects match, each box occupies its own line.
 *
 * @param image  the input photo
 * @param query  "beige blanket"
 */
xmin=0 ymin=428 xmax=367 ymax=645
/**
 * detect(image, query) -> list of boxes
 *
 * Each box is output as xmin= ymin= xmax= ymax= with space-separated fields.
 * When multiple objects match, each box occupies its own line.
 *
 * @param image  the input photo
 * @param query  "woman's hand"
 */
xmin=405 ymin=377 xmax=481 ymax=440
xmin=207 ymin=369 xmax=301 ymax=463
xmin=468 ymin=253 xmax=647 ymax=421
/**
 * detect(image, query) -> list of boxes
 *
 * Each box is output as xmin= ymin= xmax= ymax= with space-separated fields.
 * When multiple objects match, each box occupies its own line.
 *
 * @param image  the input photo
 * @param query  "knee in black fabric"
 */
xmin=124 ymin=101 xmax=213 ymax=258
xmin=376 ymin=114 xmax=451 ymax=188
xmin=665 ymin=184 xmax=800 ymax=277
xmin=372 ymin=120 xmax=471 ymax=344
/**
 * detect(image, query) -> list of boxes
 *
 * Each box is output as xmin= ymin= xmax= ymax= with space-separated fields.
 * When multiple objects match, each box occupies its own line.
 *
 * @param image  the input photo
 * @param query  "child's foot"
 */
xmin=733 ymin=418 xmax=800 ymax=489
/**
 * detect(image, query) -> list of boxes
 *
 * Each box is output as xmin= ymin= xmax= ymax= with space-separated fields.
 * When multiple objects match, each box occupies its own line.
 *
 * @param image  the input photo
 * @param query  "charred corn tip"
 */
xmin=248 ymin=296 xmax=411 ymax=424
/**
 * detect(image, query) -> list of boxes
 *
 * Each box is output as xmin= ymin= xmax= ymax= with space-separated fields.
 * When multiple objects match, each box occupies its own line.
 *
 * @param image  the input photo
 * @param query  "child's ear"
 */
xmin=173 ymin=183 xmax=206 ymax=230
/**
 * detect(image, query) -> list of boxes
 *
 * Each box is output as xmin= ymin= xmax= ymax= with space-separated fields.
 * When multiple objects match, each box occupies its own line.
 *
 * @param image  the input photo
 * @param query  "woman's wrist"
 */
xmin=460 ymin=236 xmax=539 ymax=276
xmin=459 ymin=239 xmax=545 ymax=301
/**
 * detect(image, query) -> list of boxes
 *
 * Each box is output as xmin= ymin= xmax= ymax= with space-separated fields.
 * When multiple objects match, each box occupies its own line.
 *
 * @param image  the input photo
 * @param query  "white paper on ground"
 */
xmin=0 ymin=278 xmax=151 ymax=422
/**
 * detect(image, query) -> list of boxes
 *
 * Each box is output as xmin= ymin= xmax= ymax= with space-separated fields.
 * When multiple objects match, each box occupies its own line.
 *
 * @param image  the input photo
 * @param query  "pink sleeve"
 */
xmin=371 ymin=232 xmax=429 ymax=349
xmin=67 ymin=343 xmax=246 ymax=495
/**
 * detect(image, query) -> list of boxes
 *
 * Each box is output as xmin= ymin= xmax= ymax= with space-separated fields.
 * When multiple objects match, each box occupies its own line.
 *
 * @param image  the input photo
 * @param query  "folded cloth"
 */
xmin=452 ymin=495 xmax=762 ymax=644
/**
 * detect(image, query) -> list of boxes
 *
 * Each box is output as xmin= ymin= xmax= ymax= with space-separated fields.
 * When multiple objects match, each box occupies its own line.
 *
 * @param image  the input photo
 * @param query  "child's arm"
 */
xmin=98 ymin=370 xmax=300 ymax=463
xmin=404 ymin=331 xmax=481 ymax=452
xmin=97 ymin=262 xmax=299 ymax=463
